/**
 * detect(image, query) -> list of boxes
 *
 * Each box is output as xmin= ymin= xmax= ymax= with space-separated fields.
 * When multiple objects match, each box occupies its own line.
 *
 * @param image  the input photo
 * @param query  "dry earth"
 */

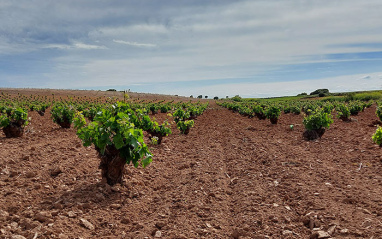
xmin=0 ymin=89 xmax=382 ymax=239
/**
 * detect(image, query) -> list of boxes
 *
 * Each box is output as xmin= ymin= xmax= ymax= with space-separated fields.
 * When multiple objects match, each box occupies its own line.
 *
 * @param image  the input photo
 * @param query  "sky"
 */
xmin=1 ymin=0 xmax=382 ymax=98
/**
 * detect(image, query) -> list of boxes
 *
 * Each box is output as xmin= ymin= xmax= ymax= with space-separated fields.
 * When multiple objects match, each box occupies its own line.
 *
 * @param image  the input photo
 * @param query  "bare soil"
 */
xmin=1 ymin=89 xmax=382 ymax=239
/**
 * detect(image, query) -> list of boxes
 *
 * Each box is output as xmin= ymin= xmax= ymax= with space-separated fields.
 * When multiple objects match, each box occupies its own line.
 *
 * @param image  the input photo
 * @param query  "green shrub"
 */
xmin=265 ymin=106 xmax=281 ymax=124
xmin=74 ymin=110 xmax=152 ymax=185
xmin=376 ymin=105 xmax=382 ymax=122
xmin=253 ymin=105 xmax=266 ymax=120
xmin=290 ymin=105 xmax=301 ymax=115
xmin=372 ymin=126 xmax=382 ymax=146
xmin=173 ymin=108 xmax=190 ymax=123
xmin=322 ymin=103 xmax=334 ymax=114
xmin=51 ymin=104 xmax=76 ymax=128
xmin=0 ymin=107 xmax=28 ymax=128
xmin=349 ymin=102 xmax=363 ymax=115
xmin=238 ymin=106 xmax=253 ymax=118
xmin=146 ymin=120 xmax=172 ymax=144
xmin=0 ymin=107 xmax=28 ymax=138
xmin=160 ymin=104 xmax=171 ymax=113
xmin=177 ymin=120 xmax=194 ymax=134
xmin=303 ymin=109 xmax=333 ymax=131
xmin=283 ymin=106 xmax=291 ymax=114
xmin=336 ymin=104 xmax=350 ymax=121
xmin=149 ymin=104 xmax=159 ymax=114
xmin=303 ymin=103 xmax=317 ymax=115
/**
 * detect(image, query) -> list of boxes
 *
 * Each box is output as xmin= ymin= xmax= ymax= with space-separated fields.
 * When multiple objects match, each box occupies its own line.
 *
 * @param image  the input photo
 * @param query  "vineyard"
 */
xmin=0 ymin=89 xmax=382 ymax=238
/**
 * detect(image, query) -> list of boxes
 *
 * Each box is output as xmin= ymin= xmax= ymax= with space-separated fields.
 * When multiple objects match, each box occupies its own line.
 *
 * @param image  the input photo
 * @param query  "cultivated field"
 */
xmin=1 ymin=89 xmax=382 ymax=239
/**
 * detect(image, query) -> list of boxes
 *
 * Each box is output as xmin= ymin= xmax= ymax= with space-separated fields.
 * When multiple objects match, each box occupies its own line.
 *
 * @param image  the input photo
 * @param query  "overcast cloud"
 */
xmin=1 ymin=0 xmax=382 ymax=97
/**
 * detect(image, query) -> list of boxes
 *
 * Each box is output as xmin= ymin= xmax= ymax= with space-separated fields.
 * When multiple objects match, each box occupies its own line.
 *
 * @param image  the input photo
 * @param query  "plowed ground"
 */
xmin=1 ymin=90 xmax=382 ymax=239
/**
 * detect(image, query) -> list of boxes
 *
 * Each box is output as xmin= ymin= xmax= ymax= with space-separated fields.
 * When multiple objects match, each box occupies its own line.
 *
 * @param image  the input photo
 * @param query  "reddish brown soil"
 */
xmin=1 ymin=89 xmax=382 ymax=239
xmin=0 ymin=88 xmax=198 ymax=102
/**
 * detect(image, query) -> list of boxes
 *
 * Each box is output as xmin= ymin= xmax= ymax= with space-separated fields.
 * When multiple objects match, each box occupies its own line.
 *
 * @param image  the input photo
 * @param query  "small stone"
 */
xmin=121 ymin=218 xmax=131 ymax=224
xmin=53 ymin=202 xmax=63 ymax=209
xmin=310 ymin=230 xmax=330 ymax=239
xmin=10 ymin=221 xmax=19 ymax=229
xmin=22 ymin=210 xmax=34 ymax=218
xmin=327 ymin=225 xmax=336 ymax=235
xmin=282 ymin=230 xmax=293 ymax=236
xmin=19 ymin=219 xmax=34 ymax=230
xmin=50 ymin=167 xmax=62 ymax=177
xmin=25 ymin=171 xmax=37 ymax=178
xmin=58 ymin=234 xmax=69 ymax=239
xmin=1 ymin=167 xmax=10 ymax=175
xmin=34 ymin=211 xmax=52 ymax=223
xmin=195 ymin=228 xmax=208 ymax=235
xmin=362 ymin=219 xmax=373 ymax=228
xmin=339 ymin=228 xmax=349 ymax=234
xmin=131 ymin=222 xmax=144 ymax=231
xmin=11 ymin=235 xmax=27 ymax=239
xmin=82 ymin=203 xmax=91 ymax=209
xmin=309 ymin=218 xmax=315 ymax=230
xmin=354 ymin=229 xmax=363 ymax=236
xmin=51 ymin=210 xmax=59 ymax=217
xmin=283 ymin=216 xmax=291 ymax=223
xmin=362 ymin=208 xmax=372 ymax=215
xmin=80 ymin=218 xmax=95 ymax=230
xmin=21 ymin=155 xmax=30 ymax=160
xmin=252 ymin=235 xmax=268 ymax=239
xmin=284 ymin=205 xmax=291 ymax=211
xmin=271 ymin=217 xmax=279 ymax=223
xmin=154 ymin=231 xmax=162 ymax=238
xmin=110 ymin=204 xmax=122 ymax=209
xmin=155 ymin=221 xmax=166 ymax=229
xmin=0 ymin=209 xmax=9 ymax=218
xmin=95 ymin=193 xmax=105 ymax=201
xmin=66 ymin=211 xmax=76 ymax=218
xmin=232 ymin=228 xmax=245 ymax=239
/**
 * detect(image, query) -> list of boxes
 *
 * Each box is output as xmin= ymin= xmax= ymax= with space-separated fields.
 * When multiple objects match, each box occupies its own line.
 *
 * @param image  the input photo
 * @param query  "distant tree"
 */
xmin=297 ymin=92 xmax=308 ymax=96
xmin=190 ymin=95 xmax=193 ymax=98
xmin=310 ymin=89 xmax=329 ymax=96
xmin=213 ymin=96 xmax=219 ymax=100
xmin=197 ymin=95 xmax=203 ymax=99
xmin=231 ymin=95 xmax=242 ymax=102
xmin=107 ymin=89 xmax=116 ymax=91
xmin=205 ymin=96 xmax=208 ymax=99
xmin=226 ymin=96 xmax=229 ymax=99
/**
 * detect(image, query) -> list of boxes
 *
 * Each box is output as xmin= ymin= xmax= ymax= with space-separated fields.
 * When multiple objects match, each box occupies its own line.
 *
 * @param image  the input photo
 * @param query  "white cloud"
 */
xmin=113 ymin=40 xmax=156 ymax=48
xmin=41 ymin=42 xmax=107 ymax=50
xmin=73 ymin=42 xmax=107 ymax=50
